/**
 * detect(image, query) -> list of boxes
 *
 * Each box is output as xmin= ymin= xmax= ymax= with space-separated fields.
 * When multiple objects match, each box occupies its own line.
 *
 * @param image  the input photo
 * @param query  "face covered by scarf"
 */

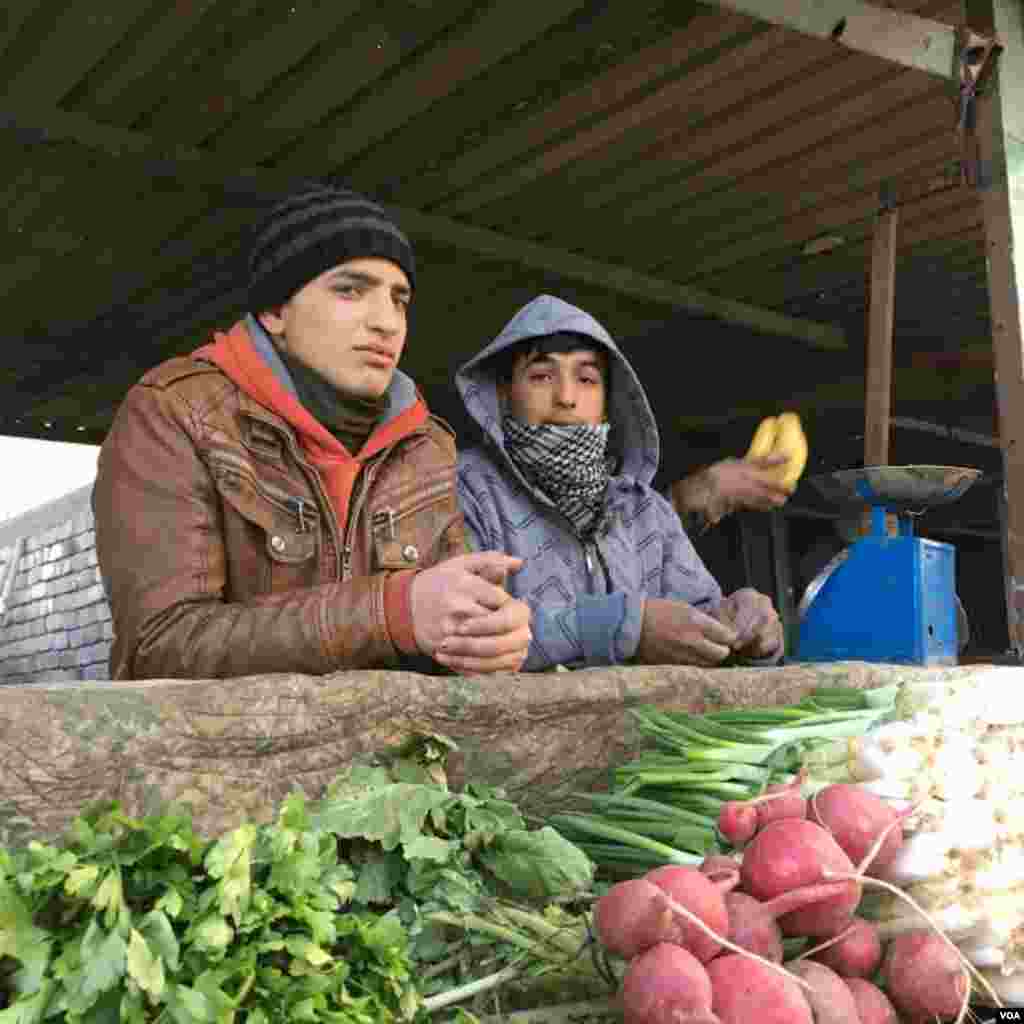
xmin=502 ymin=415 xmax=612 ymax=538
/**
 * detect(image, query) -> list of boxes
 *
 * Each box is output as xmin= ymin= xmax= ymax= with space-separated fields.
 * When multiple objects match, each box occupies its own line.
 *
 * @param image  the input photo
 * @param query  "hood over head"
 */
xmin=456 ymin=295 xmax=660 ymax=485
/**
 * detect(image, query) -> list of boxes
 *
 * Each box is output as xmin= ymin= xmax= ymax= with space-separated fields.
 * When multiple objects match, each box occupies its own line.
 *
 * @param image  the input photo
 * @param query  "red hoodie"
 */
xmin=194 ymin=319 xmax=428 ymax=653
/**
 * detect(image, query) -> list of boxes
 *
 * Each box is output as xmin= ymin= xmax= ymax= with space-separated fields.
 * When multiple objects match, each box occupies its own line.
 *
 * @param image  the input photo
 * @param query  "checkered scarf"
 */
xmin=502 ymin=416 xmax=611 ymax=538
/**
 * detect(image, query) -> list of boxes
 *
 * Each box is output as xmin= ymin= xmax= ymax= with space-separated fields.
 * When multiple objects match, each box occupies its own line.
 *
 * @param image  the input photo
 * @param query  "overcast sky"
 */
xmin=0 ymin=436 xmax=100 ymax=523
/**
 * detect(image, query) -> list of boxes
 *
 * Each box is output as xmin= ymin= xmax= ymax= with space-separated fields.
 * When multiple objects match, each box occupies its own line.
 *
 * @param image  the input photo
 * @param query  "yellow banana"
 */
xmin=772 ymin=412 xmax=809 ymax=492
xmin=745 ymin=416 xmax=778 ymax=459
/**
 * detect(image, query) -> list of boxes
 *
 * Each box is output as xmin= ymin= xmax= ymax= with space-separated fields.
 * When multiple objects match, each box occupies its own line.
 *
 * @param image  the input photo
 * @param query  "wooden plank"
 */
xmin=371 ymin=10 xmax=770 ymax=207
xmin=645 ymin=102 xmax=954 ymax=263
xmin=71 ymin=0 xmax=222 ymax=117
xmin=487 ymin=93 xmax=952 ymax=280
xmin=438 ymin=32 xmax=866 ymax=218
xmin=78 ymin=0 xmax=265 ymax=125
xmin=864 ymin=205 xmax=899 ymax=466
xmin=0 ymin=146 xmax=160 ymax=290
xmin=0 ymin=0 xmax=154 ymax=109
xmin=662 ymin=154 xmax=954 ymax=285
xmin=0 ymin=0 xmax=52 ymax=58
xmin=281 ymin=0 xmax=594 ymax=173
xmin=557 ymin=61 xmax=906 ymax=220
xmin=1 ymin=193 xmax=222 ymax=325
xmin=478 ymin=64 xmax=934 ymax=248
xmin=966 ymin=0 xmax=1024 ymax=656
xmin=209 ymin=1 xmax=477 ymax=162
xmin=143 ymin=1 xmax=364 ymax=147
xmin=709 ymin=0 xmax=962 ymax=80
xmin=717 ymin=192 xmax=982 ymax=307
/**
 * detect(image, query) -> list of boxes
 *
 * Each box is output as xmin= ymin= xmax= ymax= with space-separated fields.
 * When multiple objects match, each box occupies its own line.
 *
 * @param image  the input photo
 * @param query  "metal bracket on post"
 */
xmin=958 ymin=27 xmax=1002 ymax=187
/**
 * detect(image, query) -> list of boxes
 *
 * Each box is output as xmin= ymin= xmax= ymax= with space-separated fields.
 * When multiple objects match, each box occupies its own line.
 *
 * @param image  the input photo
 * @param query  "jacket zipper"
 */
xmin=341 ymin=461 xmax=379 ymax=581
xmin=288 ymin=452 xmax=342 ymax=580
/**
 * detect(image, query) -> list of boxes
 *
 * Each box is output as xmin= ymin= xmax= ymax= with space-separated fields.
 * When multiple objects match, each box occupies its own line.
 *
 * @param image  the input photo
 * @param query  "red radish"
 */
xmin=883 ymin=929 xmax=970 ymax=1022
xmin=755 ymin=777 xmax=808 ymax=829
xmin=808 ymin=783 xmax=904 ymax=877
xmin=699 ymin=854 xmax=741 ymax=876
xmin=810 ymin=918 xmax=882 ymax=978
xmin=725 ymin=883 xmax=856 ymax=962
xmin=845 ymin=979 xmax=898 ymax=1024
xmin=725 ymin=893 xmax=785 ymax=962
xmin=718 ymin=800 xmax=758 ymax=844
xmin=706 ymin=954 xmax=813 ymax=1024
xmin=594 ymin=878 xmax=678 ymax=959
xmin=620 ymin=942 xmax=720 ymax=1024
xmin=740 ymin=819 xmax=861 ymax=937
xmin=785 ymin=960 xmax=863 ymax=1024
xmin=644 ymin=865 xmax=733 ymax=963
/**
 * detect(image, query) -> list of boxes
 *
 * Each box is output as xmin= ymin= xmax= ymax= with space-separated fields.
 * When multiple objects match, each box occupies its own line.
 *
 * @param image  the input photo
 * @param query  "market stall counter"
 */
xmin=0 ymin=660 xmax=1019 ymax=845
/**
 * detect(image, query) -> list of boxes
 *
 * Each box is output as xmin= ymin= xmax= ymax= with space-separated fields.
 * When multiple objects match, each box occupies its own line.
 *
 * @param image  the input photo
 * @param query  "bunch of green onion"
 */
xmin=551 ymin=687 xmax=894 ymax=876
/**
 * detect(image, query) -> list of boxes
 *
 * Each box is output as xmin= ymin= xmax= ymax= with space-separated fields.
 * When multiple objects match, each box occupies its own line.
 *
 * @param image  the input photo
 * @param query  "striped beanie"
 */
xmin=248 ymin=185 xmax=416 ymax=313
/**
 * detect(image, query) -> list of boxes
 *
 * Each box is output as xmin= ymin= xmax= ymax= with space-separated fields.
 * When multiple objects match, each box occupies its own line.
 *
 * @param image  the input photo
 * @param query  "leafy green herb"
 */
xmin=0 ymin=749 xmax=600 ymax=1022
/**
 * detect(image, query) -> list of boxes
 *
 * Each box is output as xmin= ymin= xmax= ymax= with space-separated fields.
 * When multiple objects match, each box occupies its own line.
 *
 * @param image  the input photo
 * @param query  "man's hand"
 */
xmin=637 ymin=598 xmax=740 ymax=667
xmin=703 ymin=456 xmax=792 ymax=512
xmin=410 ymin=552 xmax=532 ymax=674
xmin=713 ymin=587 xmax=783 ymax=659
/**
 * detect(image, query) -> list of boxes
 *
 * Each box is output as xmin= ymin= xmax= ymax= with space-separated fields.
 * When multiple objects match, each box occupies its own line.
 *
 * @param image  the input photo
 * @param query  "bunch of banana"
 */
xmin=745 ymin=411 xmax=809 ymax=493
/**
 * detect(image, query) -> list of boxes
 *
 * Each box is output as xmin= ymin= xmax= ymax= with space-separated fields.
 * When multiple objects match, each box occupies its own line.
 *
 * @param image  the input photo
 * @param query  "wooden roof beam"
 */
xmin=0 ymin=106 xmax=846 ymax=351
xmin=709 ymin=0 xmax=978 ymax=80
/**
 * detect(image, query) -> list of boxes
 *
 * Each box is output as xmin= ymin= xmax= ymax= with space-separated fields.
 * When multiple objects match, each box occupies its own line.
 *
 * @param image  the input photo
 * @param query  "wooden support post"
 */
xmin=865 ymin=199 xmax=899 ymax=468
xmin=862 ymin=194 xmax=899 ymax=536
xmin=967 ymin=0 xmax=1024 ymax=656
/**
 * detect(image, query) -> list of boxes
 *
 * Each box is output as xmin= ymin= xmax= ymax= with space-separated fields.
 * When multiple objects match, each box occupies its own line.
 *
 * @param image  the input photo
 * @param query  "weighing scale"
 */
xmin=797 ymin=465 xmax=982 ymax=666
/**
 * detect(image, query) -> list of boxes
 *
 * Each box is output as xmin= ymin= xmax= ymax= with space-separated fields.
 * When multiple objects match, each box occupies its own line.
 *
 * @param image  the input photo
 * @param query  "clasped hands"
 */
xmin=410 ymin=553 xmax=532 ymax=674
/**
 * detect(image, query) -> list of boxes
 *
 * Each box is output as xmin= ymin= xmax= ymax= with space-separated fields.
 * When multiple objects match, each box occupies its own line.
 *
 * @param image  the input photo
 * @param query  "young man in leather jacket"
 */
xmin=93 ymin=185 xmax=530 ymax=680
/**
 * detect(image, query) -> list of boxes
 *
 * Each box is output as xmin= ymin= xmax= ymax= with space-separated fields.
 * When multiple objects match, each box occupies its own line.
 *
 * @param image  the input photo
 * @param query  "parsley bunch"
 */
xmin=0 ymin=745 xmax=599 ymax=1023
xmin=0 ymin=796 xmax=416 ymax=1023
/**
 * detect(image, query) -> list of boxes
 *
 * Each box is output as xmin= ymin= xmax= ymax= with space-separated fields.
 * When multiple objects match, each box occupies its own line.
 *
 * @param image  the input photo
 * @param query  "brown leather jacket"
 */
xmin=93 ymin=347 xmax=465 ymax=680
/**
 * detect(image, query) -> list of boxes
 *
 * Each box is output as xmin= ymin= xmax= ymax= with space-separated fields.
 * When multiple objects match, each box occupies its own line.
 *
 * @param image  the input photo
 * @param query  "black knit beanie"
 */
xmin=248 ymin=185 xmax=416 ymax=313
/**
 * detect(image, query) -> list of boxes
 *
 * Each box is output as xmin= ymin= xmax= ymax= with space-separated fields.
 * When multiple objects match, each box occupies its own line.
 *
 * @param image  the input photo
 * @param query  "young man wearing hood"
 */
xmin=455 ymin=295 xmax=782 ymax=671
xmin=93 ymin=185 xmax=531 ymax=680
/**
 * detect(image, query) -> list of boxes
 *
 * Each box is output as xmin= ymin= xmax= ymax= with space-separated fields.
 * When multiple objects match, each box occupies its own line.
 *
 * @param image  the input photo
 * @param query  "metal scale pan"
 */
xmin=806 ymin=464 xmax=983 ymax=514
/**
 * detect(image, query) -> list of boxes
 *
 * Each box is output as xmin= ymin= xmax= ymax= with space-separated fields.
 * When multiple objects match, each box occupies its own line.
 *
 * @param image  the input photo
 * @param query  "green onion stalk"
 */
xmin=554 ymin=687 xmax=894 ymax=877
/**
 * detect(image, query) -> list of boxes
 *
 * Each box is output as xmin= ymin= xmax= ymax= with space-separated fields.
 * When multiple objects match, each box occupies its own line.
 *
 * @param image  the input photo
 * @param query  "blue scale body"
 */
xmin=798 ymin=507 xmax=957 ymax=666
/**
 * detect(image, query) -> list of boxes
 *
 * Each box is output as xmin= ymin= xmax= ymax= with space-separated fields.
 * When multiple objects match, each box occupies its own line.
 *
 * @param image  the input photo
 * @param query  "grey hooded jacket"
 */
xmin=456 ymin=295 xmax=724 ymax=671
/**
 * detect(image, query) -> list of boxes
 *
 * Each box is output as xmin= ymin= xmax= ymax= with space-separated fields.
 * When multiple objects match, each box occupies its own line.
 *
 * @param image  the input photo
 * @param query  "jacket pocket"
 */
xmin=208 ymin=454 xmax=320 ymax=596
xmin=369 ymin=481 xmax=458 ymax=572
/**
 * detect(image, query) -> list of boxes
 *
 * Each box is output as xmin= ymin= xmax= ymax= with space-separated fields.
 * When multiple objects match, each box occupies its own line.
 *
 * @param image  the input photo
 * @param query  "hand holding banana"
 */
xmin=745 ymin=411 xmax=809 ymax=494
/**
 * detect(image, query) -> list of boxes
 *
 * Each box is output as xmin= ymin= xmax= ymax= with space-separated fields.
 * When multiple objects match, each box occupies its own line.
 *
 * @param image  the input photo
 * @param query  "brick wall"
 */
xmin=0 ymin=483 xmax=113 ymax=686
